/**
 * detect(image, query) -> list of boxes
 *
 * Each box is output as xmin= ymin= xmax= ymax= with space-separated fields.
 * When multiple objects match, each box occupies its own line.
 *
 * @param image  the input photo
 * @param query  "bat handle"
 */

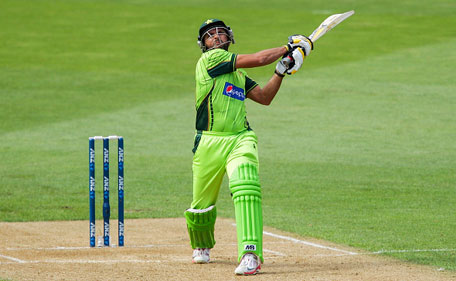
xmin=282 ymin=56 xmax=292 ymax=67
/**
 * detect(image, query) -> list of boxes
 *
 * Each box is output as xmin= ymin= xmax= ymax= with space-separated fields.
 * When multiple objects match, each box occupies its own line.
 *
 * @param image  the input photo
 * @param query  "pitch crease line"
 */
xmin=263 ymin=249 xmax=286 ymax=256
xmin=0 ymin=253 xmax=26 ymax=263
xmin=0 ymin=259 xmax=167 ymax=265
xmin=262 ymin=231 xmax=357 ymax=255
xmin=373 ymin=248 xmax=456 ymax=254
xmin=6 ymin=244 xmax=189 ymax=251
xmin=231 ymin=223 xmax=357 ymax=255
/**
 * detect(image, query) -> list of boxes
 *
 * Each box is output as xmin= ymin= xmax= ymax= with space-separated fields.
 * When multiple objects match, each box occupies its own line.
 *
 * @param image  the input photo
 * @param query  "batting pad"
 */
xmin=185 ymin=205 xmax=217 ymax=249
xmin=229 ymin=162 xmax=263 ymax=263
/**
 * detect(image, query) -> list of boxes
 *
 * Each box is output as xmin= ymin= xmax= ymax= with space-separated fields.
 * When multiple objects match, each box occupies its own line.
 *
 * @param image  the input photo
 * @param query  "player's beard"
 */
xmin=203 ymin=27 xmax=231 ymax=52
xmin=205 ymin=41 xmax=230 ymax=51
xmin=216 ymin=40 xmax=230 ymax=51
xmin=207 ymin=37 xmax=230 ymax=51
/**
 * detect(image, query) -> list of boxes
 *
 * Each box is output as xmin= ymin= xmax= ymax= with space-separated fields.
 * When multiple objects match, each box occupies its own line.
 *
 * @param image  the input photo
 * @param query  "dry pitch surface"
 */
xmin=0 ymin=218 xmax=454 ymax=281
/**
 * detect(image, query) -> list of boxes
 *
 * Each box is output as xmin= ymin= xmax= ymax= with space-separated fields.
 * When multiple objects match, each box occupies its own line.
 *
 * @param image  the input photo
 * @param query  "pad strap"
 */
xmin=185 ymin=205 xmax=217 ymax=249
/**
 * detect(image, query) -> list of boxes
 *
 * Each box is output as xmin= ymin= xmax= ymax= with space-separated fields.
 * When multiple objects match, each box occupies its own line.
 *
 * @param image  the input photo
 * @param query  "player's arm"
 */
xmin=235 ymin=35 xmax=312 ymax=69
xmin=246 ymin=74 xmax=283 ymax=105
xmin=247 ymin=47 xmax=306 ymax=105
xmin=235 ymin=46 xmax=288 ymax=68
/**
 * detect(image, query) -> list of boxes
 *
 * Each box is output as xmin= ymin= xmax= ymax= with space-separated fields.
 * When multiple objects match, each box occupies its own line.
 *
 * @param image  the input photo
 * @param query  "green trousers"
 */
xmin=191 ymin=130 xmax=259 ymax=208
xmin=187 ymin=129 xmax=264 ymax=262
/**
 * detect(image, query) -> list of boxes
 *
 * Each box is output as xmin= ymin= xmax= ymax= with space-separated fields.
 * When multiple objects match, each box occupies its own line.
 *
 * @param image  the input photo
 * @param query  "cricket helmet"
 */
xmin=197 ymin=19 xmax=235 ymax=52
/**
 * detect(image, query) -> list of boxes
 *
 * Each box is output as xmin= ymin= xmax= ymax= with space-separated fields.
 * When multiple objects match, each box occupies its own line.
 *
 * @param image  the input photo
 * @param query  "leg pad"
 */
xmin=230 ymin=163 xmax=263 ymax=263
xmin=185 ymin=205 xmax=217 ymax=249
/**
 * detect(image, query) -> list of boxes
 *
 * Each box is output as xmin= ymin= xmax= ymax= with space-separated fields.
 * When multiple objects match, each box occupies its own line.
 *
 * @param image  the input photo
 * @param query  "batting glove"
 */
xmin=286 ymin=47 xmax=305 ymax=75
xmin=285 ymin=34 xmax=313 ymax=56
xmin=275 ymin=55 xmax=292 ymax=77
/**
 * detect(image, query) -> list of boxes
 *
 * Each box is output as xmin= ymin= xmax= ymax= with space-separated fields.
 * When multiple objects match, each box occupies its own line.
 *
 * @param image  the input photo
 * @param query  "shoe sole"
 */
xmin=235 ymin=265 xmax=261 ymax=275
xmin=192 ymin=259 xmax=210 ymax=264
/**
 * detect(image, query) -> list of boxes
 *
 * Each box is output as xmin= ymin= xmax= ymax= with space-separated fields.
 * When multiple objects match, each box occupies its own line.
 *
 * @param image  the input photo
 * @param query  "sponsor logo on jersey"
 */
xmin=244 ymin=244 xmax=256 ymax=251
xmin=223 ymin=82 xmax=245 ymax=101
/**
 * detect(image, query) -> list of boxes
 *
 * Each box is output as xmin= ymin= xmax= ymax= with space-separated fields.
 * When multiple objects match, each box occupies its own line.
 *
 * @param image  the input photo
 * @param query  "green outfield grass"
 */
xmin=1 ymin=0 xmax=455 ymax=272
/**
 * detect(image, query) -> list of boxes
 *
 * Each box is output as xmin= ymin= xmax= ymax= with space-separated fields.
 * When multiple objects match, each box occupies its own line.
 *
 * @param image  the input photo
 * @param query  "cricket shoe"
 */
xmin=192 ymin=248 xmax=210 ymax=264
xmin=234 ymin=253 xmax=261 ymax=275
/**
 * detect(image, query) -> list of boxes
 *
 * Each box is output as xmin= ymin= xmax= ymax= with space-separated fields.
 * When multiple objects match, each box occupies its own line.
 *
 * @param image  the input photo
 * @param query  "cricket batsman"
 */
xmin=185 ymin=19 xmax=312 ymax=275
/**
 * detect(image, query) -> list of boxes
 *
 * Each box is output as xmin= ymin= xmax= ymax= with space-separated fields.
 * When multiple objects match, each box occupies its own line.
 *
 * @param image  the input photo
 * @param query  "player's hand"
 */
xmin=275 ymin=55 xmax=292 ymax=77
xmin=286 ymin=35 xmax=313 ymax=56
xmin=286 ymin=47 xmax=305 ymax=75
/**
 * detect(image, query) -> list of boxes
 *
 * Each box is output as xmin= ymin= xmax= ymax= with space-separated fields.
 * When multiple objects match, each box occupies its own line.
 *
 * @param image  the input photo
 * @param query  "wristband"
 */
xmin=274 ymin=70 xmax=285 ymax=77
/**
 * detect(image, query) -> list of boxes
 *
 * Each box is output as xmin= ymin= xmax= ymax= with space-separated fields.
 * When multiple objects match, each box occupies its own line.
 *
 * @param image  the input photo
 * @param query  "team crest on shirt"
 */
xmin=223 ymin=82 xmax=245 ymax=101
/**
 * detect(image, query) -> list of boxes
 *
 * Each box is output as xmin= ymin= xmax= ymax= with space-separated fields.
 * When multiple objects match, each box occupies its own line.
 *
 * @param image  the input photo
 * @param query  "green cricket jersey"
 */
xmin=195 ymin=48 xmax=258 ymax=132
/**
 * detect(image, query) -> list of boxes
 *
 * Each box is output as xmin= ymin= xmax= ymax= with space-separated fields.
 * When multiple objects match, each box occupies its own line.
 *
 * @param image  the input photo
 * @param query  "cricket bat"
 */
xmin=281 ymin=10 xmax=354 ymax=69
xmin=308 ymin=10 xmax=355 ymax=42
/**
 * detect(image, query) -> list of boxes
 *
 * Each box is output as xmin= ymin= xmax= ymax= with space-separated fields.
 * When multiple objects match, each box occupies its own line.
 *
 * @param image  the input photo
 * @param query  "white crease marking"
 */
xmin=262 ymin=230 xmax=358 ymax=255
xmin=0 ymin=254 xmax=26 ymax=263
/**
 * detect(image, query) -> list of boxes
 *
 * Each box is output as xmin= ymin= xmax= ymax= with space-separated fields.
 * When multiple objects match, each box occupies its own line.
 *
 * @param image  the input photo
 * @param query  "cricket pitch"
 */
xmin=0 ymin=218 xmax=454 ymax=280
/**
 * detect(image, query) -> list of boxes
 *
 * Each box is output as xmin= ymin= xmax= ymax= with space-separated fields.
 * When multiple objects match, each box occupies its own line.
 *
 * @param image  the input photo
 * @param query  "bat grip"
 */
xmin=282 ymin=56 xmax=292 ymax=67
